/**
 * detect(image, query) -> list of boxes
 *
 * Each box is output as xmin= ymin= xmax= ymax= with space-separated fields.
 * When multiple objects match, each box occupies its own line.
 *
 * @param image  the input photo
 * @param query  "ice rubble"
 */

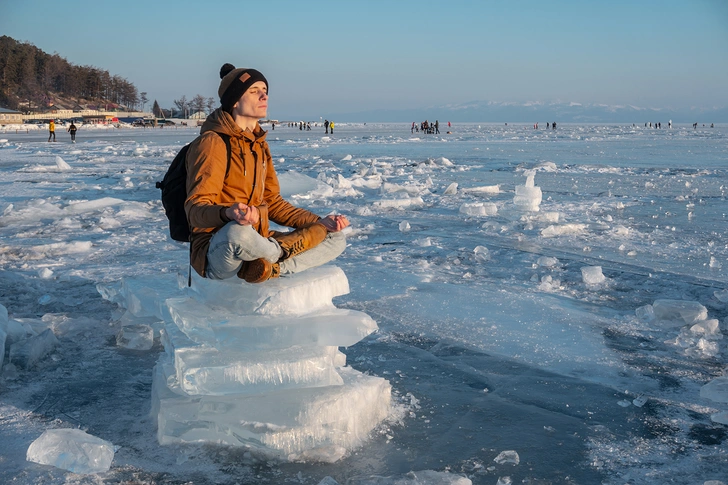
xmin=581 ymin=266 xmax=606 ymax=285
xmin=0 ymin=303 xmax=59 ymax=371
xmin=493 ymin=450 xmax=520 ymax=465
xmin=461 ymin=185 xmax=500 ymax=196
xmin=443 ymin=182 xmax=458 ymax=195
xmin=653 ymin=299 xmax=708 ymax=325
xmin=100 ymin=265 xmax=391 ymax=461
xmin=26 ymin=428 xmax=115 ymax=474
xmin=459 ymin=202 xmax=497 ymax=217
xmin=633 ymin=298 xmax=728 ymax=422
xmin=374 ymin=197 xmax=425 ymax=210
xmin=637 ymin=299 xmax=722 ymax=357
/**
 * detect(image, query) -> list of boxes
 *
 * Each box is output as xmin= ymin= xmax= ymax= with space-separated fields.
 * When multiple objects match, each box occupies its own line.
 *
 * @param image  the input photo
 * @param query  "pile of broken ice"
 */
xmin=99 ymin=265 xmax=391 ymax=461
xmin=635 ymin=298 xmax=728 ymax=425
xmin=0 ymin=303 xmax=59 ymax=373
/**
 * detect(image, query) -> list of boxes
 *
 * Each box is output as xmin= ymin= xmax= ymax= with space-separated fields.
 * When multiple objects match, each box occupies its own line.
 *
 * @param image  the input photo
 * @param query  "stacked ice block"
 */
xmin=102 ymin=266 xmax=391 ymax=461
xmin=513 ymin=169 xmax=543 ymax=212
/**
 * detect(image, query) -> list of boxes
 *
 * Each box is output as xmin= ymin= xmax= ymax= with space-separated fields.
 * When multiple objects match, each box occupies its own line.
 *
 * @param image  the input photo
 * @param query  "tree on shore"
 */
xmin=152 ymin=100 xmax=163 ymax=118
xmin=0 ymin=35 xmax=141 ymax=111
xmin=173 ymin=96 xmax=188 ymax=118
xmin=190 ymin=94 xmax=206 ymax=116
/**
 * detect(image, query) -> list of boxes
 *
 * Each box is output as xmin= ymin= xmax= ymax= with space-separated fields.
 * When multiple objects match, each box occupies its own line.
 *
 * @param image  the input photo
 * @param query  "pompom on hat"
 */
xmin=218 ymin=63 xmax=268 ymax=113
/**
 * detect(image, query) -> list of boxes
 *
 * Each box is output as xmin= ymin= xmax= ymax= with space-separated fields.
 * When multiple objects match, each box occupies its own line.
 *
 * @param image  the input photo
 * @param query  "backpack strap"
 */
xmin=216 ymin=132 xmax=232 ymax=179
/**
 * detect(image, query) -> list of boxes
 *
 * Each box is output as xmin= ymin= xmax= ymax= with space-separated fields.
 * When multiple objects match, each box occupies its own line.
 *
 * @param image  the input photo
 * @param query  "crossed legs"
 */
xmin=205 ymin=222 xmax=346 ymax=280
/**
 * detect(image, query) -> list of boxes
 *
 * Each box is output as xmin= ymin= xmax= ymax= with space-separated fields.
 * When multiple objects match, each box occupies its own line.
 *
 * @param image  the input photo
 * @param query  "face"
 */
xmin=232 ymin=81 xmax=268 ymax=122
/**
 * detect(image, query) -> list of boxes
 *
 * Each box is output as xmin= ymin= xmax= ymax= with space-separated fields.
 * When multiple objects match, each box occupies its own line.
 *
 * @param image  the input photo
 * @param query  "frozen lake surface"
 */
xmin=0 ymin=122 xmax=727 ymax=484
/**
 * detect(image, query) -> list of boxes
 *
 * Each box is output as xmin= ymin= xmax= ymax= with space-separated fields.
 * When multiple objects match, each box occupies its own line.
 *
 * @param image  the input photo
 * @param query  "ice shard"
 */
xmin=26 ymin=429 xmax=115 ymax=474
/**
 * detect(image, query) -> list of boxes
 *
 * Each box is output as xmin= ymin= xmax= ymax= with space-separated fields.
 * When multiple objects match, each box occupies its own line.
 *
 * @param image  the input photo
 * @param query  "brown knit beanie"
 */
xmin=218 ymin=63 xmax=268 ymax=113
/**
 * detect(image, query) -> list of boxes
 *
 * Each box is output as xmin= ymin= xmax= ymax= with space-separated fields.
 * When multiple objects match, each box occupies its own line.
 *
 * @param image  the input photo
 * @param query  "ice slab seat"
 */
xmin=173 ymin=345 xmax=346 ymax=396
xmin=161 ymin=319 xmax=346 ymax=395
xmin=166 ymin=298 xmax=377 ymax=350
xmin=161 ymin=325 xmax=346 ymax=395
xmin=189 ymin=265 xmax=350 ymax=316
xmin=151 ymin=357 xmax=391 ymax=457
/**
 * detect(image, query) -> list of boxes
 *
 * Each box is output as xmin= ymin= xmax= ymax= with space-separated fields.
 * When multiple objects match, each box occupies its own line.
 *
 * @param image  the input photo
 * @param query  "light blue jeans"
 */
xmin=205 ymin=222 xmax=346 ymax=280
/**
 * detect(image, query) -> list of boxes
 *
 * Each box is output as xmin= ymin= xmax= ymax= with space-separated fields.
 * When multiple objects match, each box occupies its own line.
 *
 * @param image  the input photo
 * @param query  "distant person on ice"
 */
xmin=67 ymin=121 xmax=77 ymax=142
xmin=184 ymin=63 xmax=349 ymax=283
xmin=48 ymin=119 xmax=56 ymax=142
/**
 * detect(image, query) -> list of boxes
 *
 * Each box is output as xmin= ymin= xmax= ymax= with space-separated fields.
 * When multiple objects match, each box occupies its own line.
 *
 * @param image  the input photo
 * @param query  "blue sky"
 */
xmin=2 ymin=0 xmax=727 ymax=118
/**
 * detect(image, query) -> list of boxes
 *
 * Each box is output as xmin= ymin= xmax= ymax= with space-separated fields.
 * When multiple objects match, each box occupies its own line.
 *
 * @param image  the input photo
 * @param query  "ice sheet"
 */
xmin=1 ymin=123 xmax=727 ymax=484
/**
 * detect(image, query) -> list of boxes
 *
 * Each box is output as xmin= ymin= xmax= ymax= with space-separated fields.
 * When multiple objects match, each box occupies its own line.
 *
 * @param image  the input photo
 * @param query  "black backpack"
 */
xmin=156 ymin=132 xmax=232 ymax=242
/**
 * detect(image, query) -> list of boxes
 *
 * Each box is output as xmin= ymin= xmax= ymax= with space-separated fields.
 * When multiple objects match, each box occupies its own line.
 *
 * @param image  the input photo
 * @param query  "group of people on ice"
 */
xmin=412 ymin=120 xmax=448 ymax=134
xmin=532 ymin=122 xmax=557 ymax=129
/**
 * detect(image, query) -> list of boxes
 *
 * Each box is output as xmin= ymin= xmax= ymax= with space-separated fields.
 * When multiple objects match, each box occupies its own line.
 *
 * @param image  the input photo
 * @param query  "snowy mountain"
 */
xmin=324 ymin=100 xmax=728 ymax=123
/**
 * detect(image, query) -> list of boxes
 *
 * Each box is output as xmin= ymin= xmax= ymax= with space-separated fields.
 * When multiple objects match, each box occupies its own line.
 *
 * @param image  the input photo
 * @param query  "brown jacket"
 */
xmin=185 ymin=109 xmax=320 ymax=276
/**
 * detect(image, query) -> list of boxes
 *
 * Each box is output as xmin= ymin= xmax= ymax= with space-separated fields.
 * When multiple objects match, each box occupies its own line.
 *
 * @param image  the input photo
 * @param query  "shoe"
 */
xmin=238 ymin=258 xmax=280 ymax=284
xmin=273 ymin=222 xmax=328 ymax=260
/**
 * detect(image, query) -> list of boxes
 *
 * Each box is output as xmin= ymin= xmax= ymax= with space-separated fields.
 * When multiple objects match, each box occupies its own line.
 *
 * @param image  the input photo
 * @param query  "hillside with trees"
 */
xmin=0 ymin=35 xmax=142 ymax=112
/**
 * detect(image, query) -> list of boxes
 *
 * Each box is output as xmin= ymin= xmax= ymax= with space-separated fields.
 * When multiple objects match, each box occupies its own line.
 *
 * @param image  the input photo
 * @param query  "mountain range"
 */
xmin=322 ymin=100 xmax=728 ymax=124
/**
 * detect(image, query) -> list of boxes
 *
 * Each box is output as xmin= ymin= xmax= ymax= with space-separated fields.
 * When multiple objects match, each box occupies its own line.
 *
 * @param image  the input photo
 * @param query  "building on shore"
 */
xmin=0 ymin=107 xmax=23 ymax=125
